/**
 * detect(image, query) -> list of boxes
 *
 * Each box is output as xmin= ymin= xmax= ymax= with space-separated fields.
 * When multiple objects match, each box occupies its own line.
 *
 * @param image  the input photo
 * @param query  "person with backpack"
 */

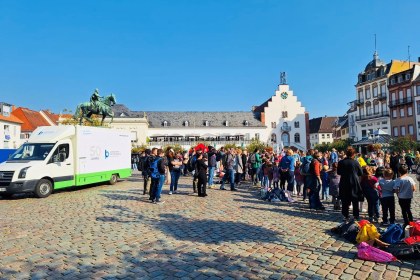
xmin=220 ymin=148 xmax=237 ymax=191
xmin=207 ymin=146 xmax=217 ymax=189
xmin=308 ymin=151 xmax=325 ymax=210
xmin=250 ymin=149 xmax=262 ymax=186
xmin=280 ymin=148 xmax=296 ymax=198
xmin=196 ymin=152 xmax=208 ymax=197
xmin=300 ymin=149 xmax=314 ymax=201
xmin=337 ymin=147 xmax=363 ymax=221
xmin=234 ymin=148 xmax=244 ymax=188
xmin=150 ymin=149 xmax=167 ymax=204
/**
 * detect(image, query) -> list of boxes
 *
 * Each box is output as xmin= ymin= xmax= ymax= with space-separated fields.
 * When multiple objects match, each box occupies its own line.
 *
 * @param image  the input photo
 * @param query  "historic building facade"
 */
xmin=110 ymin=81 xmax=308 ymax=151
xmin=0 ymin=102 xmax=22 ymax=149
xmin=309 ymin=117 xmax=336 ymax=148
xmin=354 ymin=51 xmax=415 ymax=141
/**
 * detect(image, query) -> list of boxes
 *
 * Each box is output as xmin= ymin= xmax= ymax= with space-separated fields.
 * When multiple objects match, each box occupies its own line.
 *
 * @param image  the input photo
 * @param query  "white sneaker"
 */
xmin=169 ymin=191 xmax=173 ymax=195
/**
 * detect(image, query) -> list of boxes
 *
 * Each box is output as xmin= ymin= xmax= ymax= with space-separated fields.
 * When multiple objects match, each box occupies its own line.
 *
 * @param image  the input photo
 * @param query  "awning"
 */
xmin=352 ymin=134 xmax=393 ymax=146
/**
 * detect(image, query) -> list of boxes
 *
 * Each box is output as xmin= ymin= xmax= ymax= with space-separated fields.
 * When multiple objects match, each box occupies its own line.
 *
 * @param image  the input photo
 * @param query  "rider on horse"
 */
xmin=90 ymin=89 xmax=103 ymax=111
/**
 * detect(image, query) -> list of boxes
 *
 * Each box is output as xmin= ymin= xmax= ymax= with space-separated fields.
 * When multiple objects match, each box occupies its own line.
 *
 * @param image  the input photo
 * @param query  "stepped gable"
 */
xmin=145 ymin=111 xmax=263 ymax=128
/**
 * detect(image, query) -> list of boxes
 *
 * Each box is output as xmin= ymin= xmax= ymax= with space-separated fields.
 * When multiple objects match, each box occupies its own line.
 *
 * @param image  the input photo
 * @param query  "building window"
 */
xmin=244 ymin=120 xmax=249 ymax=126
xmin=281 ymin=133 xmax=290 ymax=146
xmin=184 ymin=121 xmax=189 ymax=127
xmin=374 ymin=102 xmax=379 ymax=114
xmin=393 ymin=126 xmax=399 ymax=137
xmin=380 ymin=84 xmax=386 ymax=95
xmin=271 ymin=133 xmax=277 ymax=143
xmin=399 ymin=90 xmax=404 ymax=100
xmin=392 ymin=109 xmax=397 ymax=118
xmin=407 ymin=88 xmax=412 ymax=97
xmin=271 ymin=122 xmax=276 ymax=128
xmin=358 ymin=90 xmax=363 ymax=100
xmin=417 ymin=85 xmax=420 ymax=96
xmin=406 ymin=74 xmax=411 ymax=80
xmin=327 ymin=134 xmax=330 ymax=138
xmin=255 ymin=133 xmax=260 ymax=140
xmin=322 ymin=134 xmax=325 ymax=139
xmin=163 ymin=121 xmax=168 ymax=127
xmin=294 ymin=133 xmax=300 ymax=143
xmin=225 ymin=121 xmax=229 ymax=127
xmin=373 ymin=86 xmax=378 ymax=97
xmin=294 ymin=121 xmax=299 ymax=128
xmin=282 ymin=111 xmax=288 ymax=118
xmin=401 ymin=126 xmax=406 ymax=136
xmin=408 ymin=106 xmax=413 ymax=116
xmin=365 ymin=88 xmax=371 ymax=99
xmin=417 ymin=101 xmax=420 ymax=115
xmin=391 ymin=78 xmax=396 ymax=85
xmin=408 ymin=125 xmax=414 ymax=135
xmin=400 ymin=108 xmax=405 ymax=117
xmin=398 ymin=75 xmax=403 ymax=83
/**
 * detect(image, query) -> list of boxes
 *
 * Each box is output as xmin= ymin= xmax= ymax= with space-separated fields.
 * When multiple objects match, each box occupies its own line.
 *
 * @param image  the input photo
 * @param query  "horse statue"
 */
xmin=74 ymin=93 xmax=117 ymax=125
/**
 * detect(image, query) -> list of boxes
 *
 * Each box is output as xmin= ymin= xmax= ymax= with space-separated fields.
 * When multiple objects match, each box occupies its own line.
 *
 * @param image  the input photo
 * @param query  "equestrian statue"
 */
xmin=74 ymin=89 xmax=116 ymax=125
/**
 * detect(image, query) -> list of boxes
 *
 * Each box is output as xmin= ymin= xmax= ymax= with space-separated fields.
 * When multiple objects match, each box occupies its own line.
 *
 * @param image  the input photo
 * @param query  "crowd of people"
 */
xmin=134 ymin=145 xmax=417 ymax=228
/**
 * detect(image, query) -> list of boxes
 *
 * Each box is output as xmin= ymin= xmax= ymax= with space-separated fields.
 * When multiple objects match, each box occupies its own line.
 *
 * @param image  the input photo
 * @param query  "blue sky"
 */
xmin=0 ymin=0 xmax=419 ymax=118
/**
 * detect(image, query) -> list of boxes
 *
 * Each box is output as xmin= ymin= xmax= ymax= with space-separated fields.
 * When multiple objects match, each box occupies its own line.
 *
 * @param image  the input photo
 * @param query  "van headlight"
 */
xmin=18 ymin=167 xmax=30 ymax=178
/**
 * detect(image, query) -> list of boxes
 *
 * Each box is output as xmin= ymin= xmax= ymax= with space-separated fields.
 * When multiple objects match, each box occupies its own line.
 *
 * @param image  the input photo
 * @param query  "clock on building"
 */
xmin=281 ymin=92 xmax=288 ymax=99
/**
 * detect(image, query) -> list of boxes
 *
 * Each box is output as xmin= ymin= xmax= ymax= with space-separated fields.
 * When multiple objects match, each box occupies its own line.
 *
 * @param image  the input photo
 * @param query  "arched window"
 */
xmin=163 ymin=121 xmax=168 ymax=127
xmin=184 ymin=121 xmax=189 ymax=127
xmin=204 ymin=120 xmax=209 ymax=127
xmin=294 ymin=133 xmax=300 ymax=143
xmin=271 ymin=133 xmax=277 ymax=143
xmin=281 ymin=133 xmax=290 ymax=147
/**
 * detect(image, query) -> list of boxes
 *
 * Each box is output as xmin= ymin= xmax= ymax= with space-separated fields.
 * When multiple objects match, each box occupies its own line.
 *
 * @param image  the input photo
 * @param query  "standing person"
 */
xmin=196 ymin=153 xmax=208 ymax=197
xmin=321 ymin=165 xmax=329 ymax=201
xmin=301 ymin=150 xmax=314 ymax=201
xmin=150 ymin=149 xmax=166 ymax=204
xmin=272 ymin=160 xmax=280 ymax=189
xmin=337 ymin=147 xmax=363 ymax=221
xmin=294 ymin=162 xmax=304 ymax=196
xmin=280 ymin=149 xmax=296 ymax=198
xmin=394 ymin=164 xmax=416 ymax=228
xmin=330 ymin=148 xmax=339 ymax=165
xmin=308 ymin=151 xmax=324 ymax=210
xmin=234 ymin=148 xmax=244 ymax=188
xmin=328 ymin=162 xmax=341 ymax=210
xmin=360 ymin=166 xmax=380 ymax=223
xmin=168 ymin=151 xmax=182 ymax=194
xmin=207 ymin=147 xmax=217 ymax=189
xmin=405 ymin=150 xmax=415 ymax=173
xmin=182 ymin=151 xmax=189 ymax=176
xmin=390 ymin=151 xmax=401 ymax=179
xmin=142 ymin=149 xmax=154 ymax=196
xmin=220 ymin=149 xmax=237 ymax=191
xmin=250 ymin=149 xmax=262 ymax=186
xmin=378 ymin=169 xmax=396 ymax=226
xmin=242 ymin=149 xmax=249 ymax=181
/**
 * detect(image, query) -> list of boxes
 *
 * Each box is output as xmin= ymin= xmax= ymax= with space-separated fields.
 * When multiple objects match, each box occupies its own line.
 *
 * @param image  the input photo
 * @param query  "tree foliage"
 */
xmin=246 ymin=139 xmax=269 ymax=153
xmin=389 ymin=136 xmax=417 ymax=153
xmin=314 ymin=139 xmax=354 ymax=153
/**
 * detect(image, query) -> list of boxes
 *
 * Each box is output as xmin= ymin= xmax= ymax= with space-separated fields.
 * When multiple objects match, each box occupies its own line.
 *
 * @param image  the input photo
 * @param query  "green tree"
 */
xmin=224 ymin=143 xmax=239 ymax=150
xmin=163 ymin=144 xmax=184 ymax=153
xmin=389 ymin=136 xmax=417 ymax=153
xmin=314 ymin=142 xmax=332 ymax=153
xmin=330 ymin=139 xmax=353 ymax=152
xmin=246 ymin=139 xmax=269 ymax=153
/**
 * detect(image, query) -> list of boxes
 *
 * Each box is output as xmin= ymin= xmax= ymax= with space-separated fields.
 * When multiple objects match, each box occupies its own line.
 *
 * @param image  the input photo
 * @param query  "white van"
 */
xmin=0 ymin=125 xmax=131 ymax=198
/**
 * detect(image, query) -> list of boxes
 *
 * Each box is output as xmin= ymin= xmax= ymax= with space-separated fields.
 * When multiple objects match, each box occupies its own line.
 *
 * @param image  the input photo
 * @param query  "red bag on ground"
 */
xmin=404 ymin=236 xmax=420 ymax=245
xmin=409 ymin=221 xmax=420 ymax=237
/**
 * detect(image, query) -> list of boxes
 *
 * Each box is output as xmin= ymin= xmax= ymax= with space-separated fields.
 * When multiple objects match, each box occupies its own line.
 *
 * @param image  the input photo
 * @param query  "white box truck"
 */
xmin=0 ymin=125 xmax=132 ymax=198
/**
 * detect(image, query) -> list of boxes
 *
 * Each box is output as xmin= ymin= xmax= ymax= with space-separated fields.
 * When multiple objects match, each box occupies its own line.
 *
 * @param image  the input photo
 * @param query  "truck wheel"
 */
xmin=109 ymin=174 xmax=118 ymax=185
xmin=34 ymin=179 xmax=53 ymax=198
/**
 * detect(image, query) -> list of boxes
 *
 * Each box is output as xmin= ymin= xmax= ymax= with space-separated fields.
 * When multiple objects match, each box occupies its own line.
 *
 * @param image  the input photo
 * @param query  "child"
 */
xmin=394 ymin=164 xmax=416 ymax=228
xmin=272 ymin=160 xmax=280 ymax=189
xmin=321 ymin=165 xmax=329 ymax=201
xmin=361 ymin=166 xmax=381 ymax=223
xmin=294 ymin=162 xmax=304 ymax=196
xmin=328 ymin=162 xmax=341 ymax=210
xmin=262 ymin=160 xmax=273 ymax=189
xmin=378 ymin=169 xmax=395 ymax=225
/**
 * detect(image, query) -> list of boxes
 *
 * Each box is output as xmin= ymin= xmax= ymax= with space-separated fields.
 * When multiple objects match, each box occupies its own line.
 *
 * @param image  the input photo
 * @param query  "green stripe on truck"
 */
xmin=75 ymin=168 xmax=131 ymax=186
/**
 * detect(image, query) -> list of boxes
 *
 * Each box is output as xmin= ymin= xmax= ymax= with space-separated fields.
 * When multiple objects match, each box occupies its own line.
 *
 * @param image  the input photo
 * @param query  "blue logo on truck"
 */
xmin=105 ymin=150 xmax=109 ymax=159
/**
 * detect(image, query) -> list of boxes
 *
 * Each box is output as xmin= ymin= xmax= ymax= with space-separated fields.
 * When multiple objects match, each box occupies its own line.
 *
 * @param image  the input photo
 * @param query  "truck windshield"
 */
xmin=9 ymin=143 xmax=55 ymax=161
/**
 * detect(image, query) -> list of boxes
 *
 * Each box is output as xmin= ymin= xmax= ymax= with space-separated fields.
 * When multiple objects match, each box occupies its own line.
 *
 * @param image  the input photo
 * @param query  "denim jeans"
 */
xmin=151 ymin=175 xmax=165 ymax=201
xmin=208 ymin=166 xmax=215 ymax=186
xmin=365 ymin=188 xmax=380 ymax=219
xmin=221 ymin=169 xmax=235 ymax=189
xmin=170 ymin=170 xmax=181 ymax=192
xmin=322 ymin=185 xmax=329 ymax=200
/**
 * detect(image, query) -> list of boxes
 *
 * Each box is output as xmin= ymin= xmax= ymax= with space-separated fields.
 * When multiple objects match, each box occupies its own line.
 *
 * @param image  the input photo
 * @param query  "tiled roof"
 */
xmin=319 ymin=117 xmax=337 ymax=133
xmin=309 ymin=117 xmax=322 ymax=134
xmin=12 ymin=107 xmax=52 ymax=132
xmin=0 ymin=114 xmax=23 ymax=124
xmin=112 ymin=104 xmax=264 ymax=128
xmin=41 ymin=110 xmax=60 ymax=124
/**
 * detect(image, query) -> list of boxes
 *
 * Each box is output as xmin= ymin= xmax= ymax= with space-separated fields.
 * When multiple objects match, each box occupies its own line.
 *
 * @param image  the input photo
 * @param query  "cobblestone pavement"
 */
xmin=0 ymin=172 xmax=419 ymax=280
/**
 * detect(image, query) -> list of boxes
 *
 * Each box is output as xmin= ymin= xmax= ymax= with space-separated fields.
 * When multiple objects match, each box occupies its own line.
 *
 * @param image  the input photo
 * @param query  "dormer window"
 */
xmin=184 ymin=121 xmax=189 ymax=127
xmin=390 ymin=78 xmax=395 ymax=85
xmin=406 ymin=74 xmax=411 ymax=80
xmin=163 ymin=121 xmax=168 ymax=127
xmin=204 ymin=120 xmax=209 ymax=127
xmin=244 ymin=120 xmax=249 ymax=126
xmin=120 ymin=113 xmax=126 ymax=117
xmin=398 ymin=75 xmax=403 ymax=83
xmin=225 ymin=121 xmax=229 ymax=127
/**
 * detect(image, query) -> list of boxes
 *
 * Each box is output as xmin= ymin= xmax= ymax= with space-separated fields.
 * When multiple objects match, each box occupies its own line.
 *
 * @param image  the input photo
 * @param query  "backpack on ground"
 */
xmin=383 ymin=242 xmax=420 ymax=259
xmin=331 ymin=221 xmax=360 ymax=243
xmin=149 ymin=158 xmax=162 ymax=179
xmin=380 ymin=224 xmax=404 ymax=244
xmin=249 ymin=153 xmax=256 ymax=164
xmin=300 ymin=157 xmax=313 ymax=176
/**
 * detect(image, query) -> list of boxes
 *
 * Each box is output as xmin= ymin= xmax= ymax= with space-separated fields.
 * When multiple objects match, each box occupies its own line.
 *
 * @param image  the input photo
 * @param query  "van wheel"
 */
xmin=109 ymin=174 xmax=118 ymax=185
xmin=34 ymin=179 xmax=53 ymax=198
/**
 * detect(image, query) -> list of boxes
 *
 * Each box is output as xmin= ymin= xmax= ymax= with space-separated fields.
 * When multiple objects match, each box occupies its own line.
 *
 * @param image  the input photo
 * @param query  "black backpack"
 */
xmin=187 ymin=155 xmax=197 ymax=172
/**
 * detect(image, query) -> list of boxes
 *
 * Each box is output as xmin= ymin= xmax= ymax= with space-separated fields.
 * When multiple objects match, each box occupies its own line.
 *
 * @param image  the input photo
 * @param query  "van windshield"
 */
xmin=9 ymin=143 xmax=55 ymax=161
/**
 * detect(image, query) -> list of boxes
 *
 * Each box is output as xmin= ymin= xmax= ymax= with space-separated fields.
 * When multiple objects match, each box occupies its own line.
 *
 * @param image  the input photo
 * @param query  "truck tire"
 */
xmin=34 ymin=179 xmax=53 ymax=198
xmin=109 ymin=174 xmax=118 ymax=185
